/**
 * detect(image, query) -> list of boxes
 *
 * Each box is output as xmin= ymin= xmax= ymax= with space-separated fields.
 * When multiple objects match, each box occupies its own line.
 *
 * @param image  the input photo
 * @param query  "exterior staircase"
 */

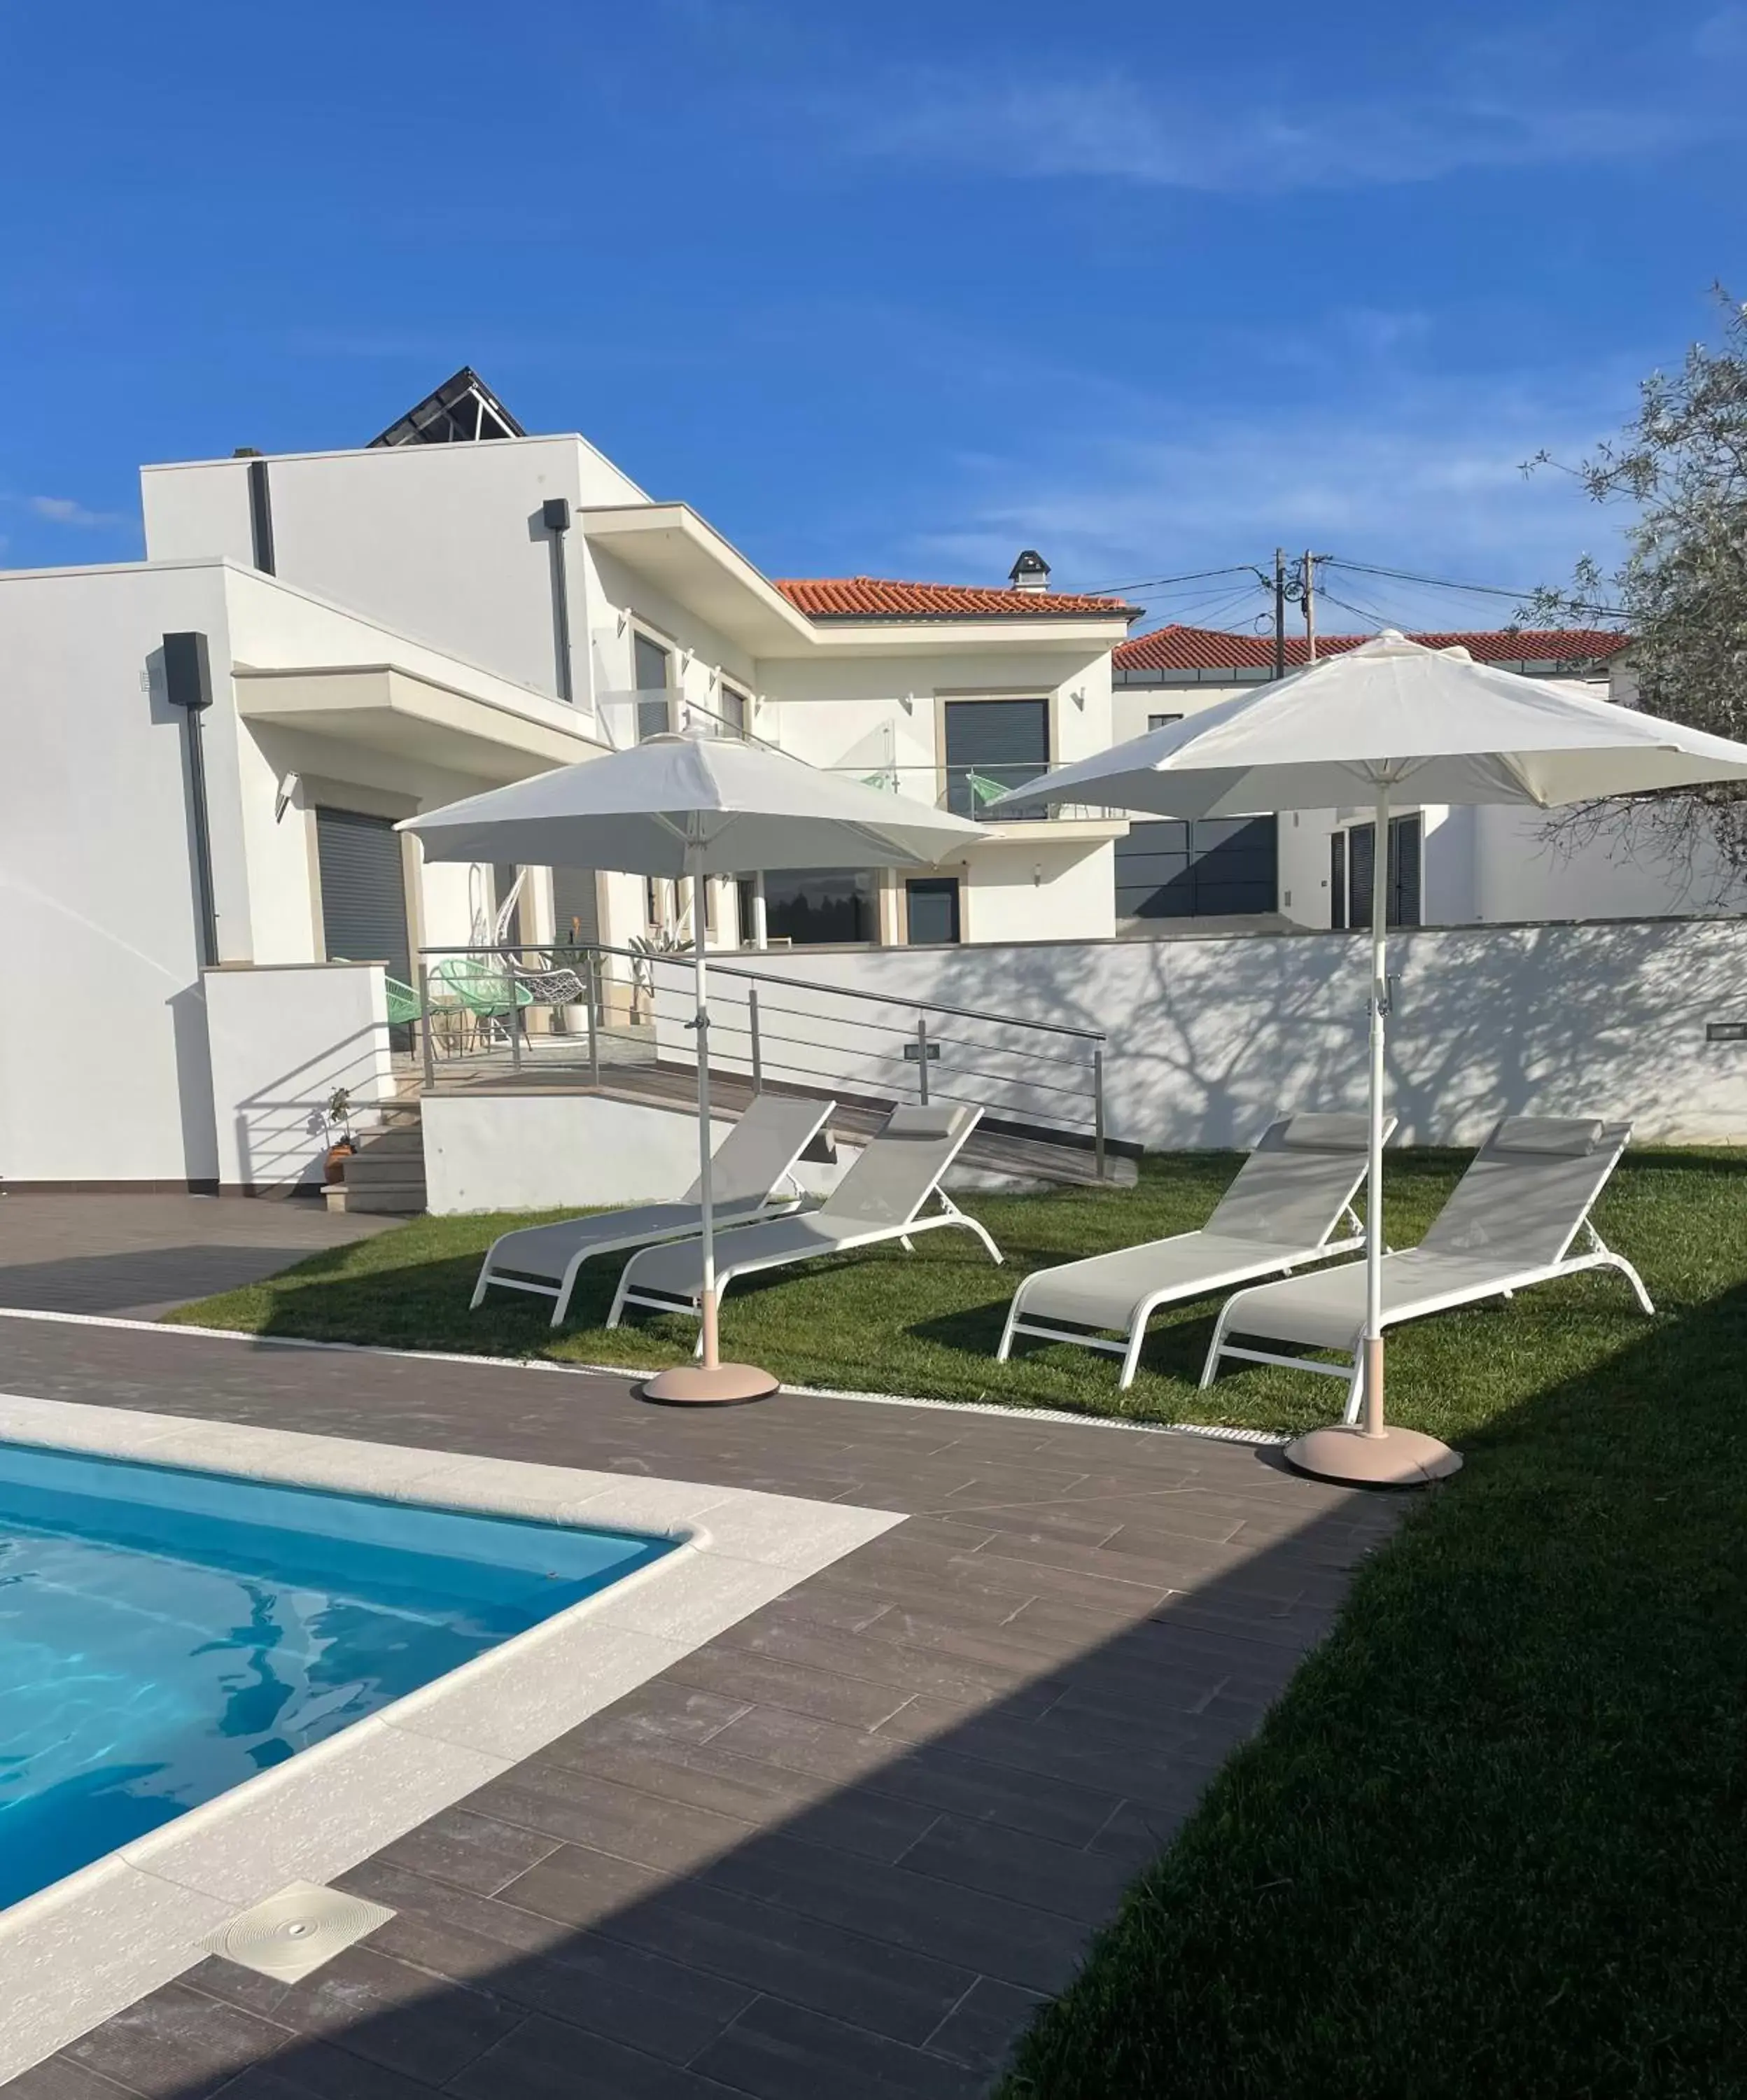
xmin=325 ymin=1107 xmax=428 ymax=1215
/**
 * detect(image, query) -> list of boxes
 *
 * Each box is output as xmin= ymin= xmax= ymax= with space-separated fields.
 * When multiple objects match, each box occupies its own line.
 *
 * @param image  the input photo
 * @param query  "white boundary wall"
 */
xmin=699 ymin=918 xmax=1747 ymax=1150
xmin=204 ymin=962 xmax=394 ymax=1192
xmin=421 ymin=1091 xmax=850 ymax=1214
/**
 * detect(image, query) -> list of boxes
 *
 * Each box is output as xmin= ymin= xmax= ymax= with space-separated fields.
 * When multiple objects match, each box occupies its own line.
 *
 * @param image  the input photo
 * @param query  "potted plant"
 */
xmin=323 ymin=1087 xmax=357 ymax=1183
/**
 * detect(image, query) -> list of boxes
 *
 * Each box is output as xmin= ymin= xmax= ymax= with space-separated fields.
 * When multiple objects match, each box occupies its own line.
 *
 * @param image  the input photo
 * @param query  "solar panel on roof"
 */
xmin=367 ymin=367 xmax=526 ymax=447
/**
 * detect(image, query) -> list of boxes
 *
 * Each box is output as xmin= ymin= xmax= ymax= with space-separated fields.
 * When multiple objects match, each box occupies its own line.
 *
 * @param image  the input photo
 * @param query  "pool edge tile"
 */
xmin=0 ymin=1393 xmax=908 ymax=2084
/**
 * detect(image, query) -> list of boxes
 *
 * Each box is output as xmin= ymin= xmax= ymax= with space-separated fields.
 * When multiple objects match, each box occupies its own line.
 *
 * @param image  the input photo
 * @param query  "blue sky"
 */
xmin=1 ymin=0 xmax=1739 ymax=634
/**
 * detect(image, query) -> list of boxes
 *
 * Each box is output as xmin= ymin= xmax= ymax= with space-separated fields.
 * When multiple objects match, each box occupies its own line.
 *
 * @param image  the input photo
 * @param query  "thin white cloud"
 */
xmin=844 ymin=67 xmax=1699 ymax=193
xmin=901 ymin=374 xmax=1634 ymax=630
xmin=1695 ymin=6 xmax=1747 ymax=59
xmin=28 ymin=494 xmax=127 ymax=528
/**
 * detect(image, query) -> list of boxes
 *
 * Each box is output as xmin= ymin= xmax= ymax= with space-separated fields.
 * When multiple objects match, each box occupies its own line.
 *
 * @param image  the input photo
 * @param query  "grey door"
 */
xmin=1115 ymin=816 xmax=1278 ymax=920
xmin=316 ymin=808 xmax=412 ymax=980
xmin=905 ymin=877 xmax=961 ymax=945
xmin=552 ymin=865 xmax=600 ymax=951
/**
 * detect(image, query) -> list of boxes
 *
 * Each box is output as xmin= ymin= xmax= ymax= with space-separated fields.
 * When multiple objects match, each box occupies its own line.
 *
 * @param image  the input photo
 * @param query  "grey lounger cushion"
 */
xmin=1011 ymin=1111 xmax=1381 ymax=1336
xmin=620 ymin=1102 xmax=984 ymax=1300
xmin=1219 ymin=1117 xmax=1632 ymax=1352
xmin=481 ymin=1093 xmax=832 ymax=1286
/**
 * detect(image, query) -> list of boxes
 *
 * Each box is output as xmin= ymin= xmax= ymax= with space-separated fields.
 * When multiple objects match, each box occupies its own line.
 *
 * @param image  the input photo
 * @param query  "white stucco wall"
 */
xmin=421 ymin=1089 xmax=848 ymax=1212
xmin=707 ymin=918 xmax=1747 ymax=1150
xmin=963 ymin=839 xmax=1117 ymax=944
xmin=204 ymin=962 xmax=393 ymax=1191
xmin=0 ymin=561 xmax=234 ymax=1184
xmin=143 ymin=435 xmax=644 ymax=705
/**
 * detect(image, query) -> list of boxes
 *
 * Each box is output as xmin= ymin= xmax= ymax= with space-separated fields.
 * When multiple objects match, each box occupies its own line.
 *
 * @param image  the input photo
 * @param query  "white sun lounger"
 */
xmin=610 ymin=1102 xmax=1002 ymax=1346
xmin=996 ymin=1111 xmax=1389 ymax=1389
xmin=470 ymin=1092 xmax=835 ymax=1326
xmin=1202 ymin=1114 xmax=1654 ymax=1418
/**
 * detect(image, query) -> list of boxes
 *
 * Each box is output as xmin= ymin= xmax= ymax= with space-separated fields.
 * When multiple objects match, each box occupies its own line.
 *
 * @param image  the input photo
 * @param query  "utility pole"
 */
xmin=1272 ymin=548 xmax=1287 ymax=680
xmin=1302 ymin=548 xmax=1319 ymax=664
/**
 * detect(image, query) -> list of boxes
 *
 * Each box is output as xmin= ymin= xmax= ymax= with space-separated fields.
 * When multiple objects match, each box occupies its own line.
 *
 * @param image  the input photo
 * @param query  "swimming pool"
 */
xmin=0 ymin=1441 xmax=672 ymax=1909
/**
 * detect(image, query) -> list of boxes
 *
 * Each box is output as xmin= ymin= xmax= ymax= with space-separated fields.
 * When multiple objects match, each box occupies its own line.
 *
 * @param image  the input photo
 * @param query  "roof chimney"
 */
xmin=1009 ymin=549 xmax=1051 ymax=594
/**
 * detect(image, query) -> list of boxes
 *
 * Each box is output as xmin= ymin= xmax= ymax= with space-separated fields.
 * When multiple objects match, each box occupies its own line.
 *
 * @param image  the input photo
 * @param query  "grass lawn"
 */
xmin=164 ymin=1147 xmax=1725 ymax=1442
xmin=169 ymin=1147 xmax=1747 ymax=2093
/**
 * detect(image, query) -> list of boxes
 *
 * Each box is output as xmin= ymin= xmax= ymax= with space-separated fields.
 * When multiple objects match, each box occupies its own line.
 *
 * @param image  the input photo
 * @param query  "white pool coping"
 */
xmin=0 ymin=1393 xmax=904 ymax=2081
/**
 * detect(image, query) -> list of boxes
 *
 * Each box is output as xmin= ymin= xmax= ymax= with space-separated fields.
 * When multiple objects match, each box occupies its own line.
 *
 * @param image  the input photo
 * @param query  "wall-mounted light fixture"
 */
xmin=274 ymin=772 xmax=300 ymax=824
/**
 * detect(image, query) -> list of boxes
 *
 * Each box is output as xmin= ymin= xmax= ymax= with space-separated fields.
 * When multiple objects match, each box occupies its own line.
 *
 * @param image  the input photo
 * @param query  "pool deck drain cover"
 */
xmin=199 ymin=1880 xmax=395 ymax=1982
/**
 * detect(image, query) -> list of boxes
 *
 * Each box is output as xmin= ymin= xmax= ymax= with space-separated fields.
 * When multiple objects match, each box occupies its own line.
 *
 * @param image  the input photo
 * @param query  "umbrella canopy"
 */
xmin=401 ymin=730 xmax=982 ymax=875
xmin=1020 ymin=630 xmax=1747 ymax=819
xmin=993 ymin=630 xmax=1747 ymax=1487
xmin=402 ymin=732 xmax=983 ymax=1407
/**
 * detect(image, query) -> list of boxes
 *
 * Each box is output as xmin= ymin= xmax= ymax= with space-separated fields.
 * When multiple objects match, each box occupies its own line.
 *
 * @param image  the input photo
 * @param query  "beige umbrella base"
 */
xmin=640 ymin=1362 xmax=782 ymax=1407
xmin=1284 ymin=1422 xmax=1463 ymax=1488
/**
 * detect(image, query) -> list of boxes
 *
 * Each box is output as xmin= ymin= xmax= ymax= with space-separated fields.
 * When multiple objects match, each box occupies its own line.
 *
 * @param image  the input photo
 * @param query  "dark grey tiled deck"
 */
xmin=0 ymin=1310 xmax=1405 ymax=2099
xmin=0 ymin=1196 xmax=387 ymax=1319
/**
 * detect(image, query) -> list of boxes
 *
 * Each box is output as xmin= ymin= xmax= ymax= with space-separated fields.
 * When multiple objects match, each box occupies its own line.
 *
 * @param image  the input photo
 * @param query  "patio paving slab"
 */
xmin=0 ymin=1194 xmax=388 ymax=1318
xmin=0 ymin=1308 xmax=1407 ymax=2097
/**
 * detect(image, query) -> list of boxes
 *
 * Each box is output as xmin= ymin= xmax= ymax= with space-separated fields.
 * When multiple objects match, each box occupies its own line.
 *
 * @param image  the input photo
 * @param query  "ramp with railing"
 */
xmin=408 ymin=941 xmax=1132 ymax=1187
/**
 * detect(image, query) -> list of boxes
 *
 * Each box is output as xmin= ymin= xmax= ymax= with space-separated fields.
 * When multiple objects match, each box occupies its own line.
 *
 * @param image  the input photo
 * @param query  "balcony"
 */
xmin=824 ymin=762 xmax=1128 ymax=832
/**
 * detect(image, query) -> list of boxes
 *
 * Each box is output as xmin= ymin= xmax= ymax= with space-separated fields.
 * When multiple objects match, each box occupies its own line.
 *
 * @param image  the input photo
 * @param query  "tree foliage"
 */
xmin=1526 ymin=290 xmax=1747 ymax=895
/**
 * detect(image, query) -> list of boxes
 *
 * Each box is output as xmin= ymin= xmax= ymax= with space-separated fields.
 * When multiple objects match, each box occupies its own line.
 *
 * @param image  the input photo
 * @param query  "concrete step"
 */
xmin=347 ymin=1135 xmax=424 ymax=1168
xmin=339 ymin=1182 xmax=427 ymax=1215
xmin=339 ymin=1119 xmax=426 ymax=1216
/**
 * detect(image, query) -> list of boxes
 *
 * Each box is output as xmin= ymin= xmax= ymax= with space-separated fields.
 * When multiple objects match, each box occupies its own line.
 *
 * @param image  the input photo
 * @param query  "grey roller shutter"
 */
xmin=316 ymin=808 xmax=412 ymax=981
xmin=942 ymin=699 xmax=1048 ymax=817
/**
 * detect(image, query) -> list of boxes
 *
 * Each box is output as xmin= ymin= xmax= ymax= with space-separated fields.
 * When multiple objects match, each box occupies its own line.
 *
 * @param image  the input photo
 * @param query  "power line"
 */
xmin=1087 ymin=563 xmax=1261 ymax=596
xmin=1324 ymin=554 xmax=1625 ymax=620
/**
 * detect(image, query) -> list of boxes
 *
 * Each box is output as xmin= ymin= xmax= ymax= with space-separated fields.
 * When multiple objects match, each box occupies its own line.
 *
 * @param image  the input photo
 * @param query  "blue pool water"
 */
xmin=0 ymin=1440 xmax=672 ymax=1909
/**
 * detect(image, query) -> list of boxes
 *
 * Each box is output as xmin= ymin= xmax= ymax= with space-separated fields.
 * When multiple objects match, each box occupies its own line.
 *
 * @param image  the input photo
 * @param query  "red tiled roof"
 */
xmin=1115 ymin=624 xmax=1632 ymax=673
xmin=775 ymin=575 xmax=1139 ymax=621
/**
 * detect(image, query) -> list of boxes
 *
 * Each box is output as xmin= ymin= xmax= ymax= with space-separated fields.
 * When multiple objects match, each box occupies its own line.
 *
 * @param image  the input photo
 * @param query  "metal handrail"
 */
xmin=413 ymin=935 xmax=1109 ymax=1176
xmin=416 ymin=938 xmax=1108 ymax=1043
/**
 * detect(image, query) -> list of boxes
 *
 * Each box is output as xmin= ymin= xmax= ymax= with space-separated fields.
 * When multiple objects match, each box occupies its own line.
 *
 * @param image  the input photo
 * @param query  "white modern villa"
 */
xmin=1 ymin=367 xmax=1736 ymax=1194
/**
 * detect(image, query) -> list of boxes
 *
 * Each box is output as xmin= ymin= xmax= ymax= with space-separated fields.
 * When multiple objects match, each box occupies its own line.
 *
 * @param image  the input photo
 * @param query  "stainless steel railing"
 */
xmin=411 ymin=938 xmax=1110 ymax=1175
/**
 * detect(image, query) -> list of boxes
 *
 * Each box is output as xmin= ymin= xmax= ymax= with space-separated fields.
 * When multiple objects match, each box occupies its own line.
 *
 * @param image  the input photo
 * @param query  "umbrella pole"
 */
xmin=1284 ymin=784 xmax=1461 ymax=1488
xmin=1361 ymin=782 xmax=1389 ymax=1439
xmin=642 ymin=858 xmax=780 ymax=1408
xmin=695 ymin=904 xmax=720 ymax=1369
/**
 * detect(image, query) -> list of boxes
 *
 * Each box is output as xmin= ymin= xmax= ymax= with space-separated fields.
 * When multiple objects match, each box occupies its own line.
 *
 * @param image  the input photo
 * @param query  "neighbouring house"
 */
xmin=0 ymin=370 xmax=1137 ymax=1190
xmin=1108 ymin=622 xmax=1719 ymax=932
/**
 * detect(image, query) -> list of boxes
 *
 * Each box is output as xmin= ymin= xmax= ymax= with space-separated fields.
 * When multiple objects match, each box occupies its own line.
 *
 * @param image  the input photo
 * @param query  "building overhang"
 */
xmin=964 ymin=818 xmax=1132 ymax=846
xmin=232 ymin=663 xmax=605 ymax=783
xmin=580 ymin=505 xmax=818 ymax=654
xmin=581 ymin=503 xmax=1134 ymax=660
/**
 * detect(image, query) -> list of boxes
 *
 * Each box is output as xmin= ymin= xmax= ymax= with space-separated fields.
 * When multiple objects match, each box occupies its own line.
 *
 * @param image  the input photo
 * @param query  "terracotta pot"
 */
xmin=323 ymin=1141 xmax=356 ymax=1184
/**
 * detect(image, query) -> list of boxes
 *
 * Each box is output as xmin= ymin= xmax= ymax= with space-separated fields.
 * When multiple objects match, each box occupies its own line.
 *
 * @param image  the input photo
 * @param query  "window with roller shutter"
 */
xmin=316 ymin=808 xmax=412 ymax=981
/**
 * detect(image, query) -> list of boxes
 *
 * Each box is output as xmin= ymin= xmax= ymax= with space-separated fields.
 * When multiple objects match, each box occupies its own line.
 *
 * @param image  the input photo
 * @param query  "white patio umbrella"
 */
xmin=994 ymin=631 xmax=1747 ymax=1485
xmin=402 ymin=731 xmax=981 ymax=1405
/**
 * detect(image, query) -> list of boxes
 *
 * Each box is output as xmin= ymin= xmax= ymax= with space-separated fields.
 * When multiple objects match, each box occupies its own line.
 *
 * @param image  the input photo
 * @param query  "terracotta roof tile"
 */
xmin=1115 ymin=624 xmax=1632 ymax=673
xmin=1125 ymin=622 xmax=1629 ymax=672
xmin=775 ymin=575 xmax=1139 ymax=620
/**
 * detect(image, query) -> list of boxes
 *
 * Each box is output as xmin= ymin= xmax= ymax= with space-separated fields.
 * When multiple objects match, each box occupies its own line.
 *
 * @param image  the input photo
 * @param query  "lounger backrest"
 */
xmin=1205 ymin=1112 xmax=1389 ymax=1247
xmin=818 ymin=1103 xmax=983 ymax=1228
xmin=682 ymin=1093 xmax=834 ymax=1210
xmin=1419 ymin=1116 xmax=1631 ymax=1269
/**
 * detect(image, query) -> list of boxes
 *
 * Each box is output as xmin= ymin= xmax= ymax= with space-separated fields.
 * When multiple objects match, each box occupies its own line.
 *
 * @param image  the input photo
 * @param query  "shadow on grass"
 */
xmin=1002 ymin=1275 xmax=1747 ymax=2096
